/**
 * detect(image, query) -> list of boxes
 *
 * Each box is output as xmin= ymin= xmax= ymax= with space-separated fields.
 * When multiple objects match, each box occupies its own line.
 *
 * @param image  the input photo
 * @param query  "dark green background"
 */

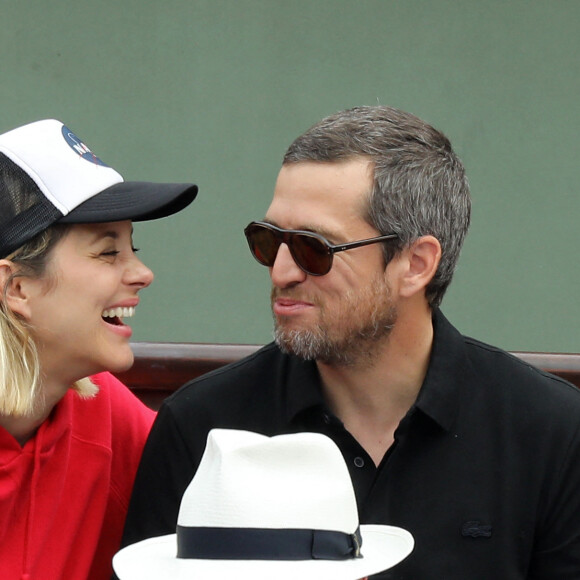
xmin=2 ymin=1 xmax=579 ymax=352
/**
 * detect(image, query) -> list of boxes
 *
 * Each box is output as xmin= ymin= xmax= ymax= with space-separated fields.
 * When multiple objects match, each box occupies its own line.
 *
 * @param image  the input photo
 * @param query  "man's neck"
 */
xmin=317 ymin=305 xmax=434 ymax=466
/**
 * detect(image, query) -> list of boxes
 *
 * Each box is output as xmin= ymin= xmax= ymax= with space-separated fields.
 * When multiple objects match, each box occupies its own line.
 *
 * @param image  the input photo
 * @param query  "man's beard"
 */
xmin=272 ymin=276 xmax=397 ymax=368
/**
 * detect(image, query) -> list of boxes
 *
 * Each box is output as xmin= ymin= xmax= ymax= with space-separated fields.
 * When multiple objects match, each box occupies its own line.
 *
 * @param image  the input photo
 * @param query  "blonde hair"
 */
xmin=0 ymin=225 xmax=97 ymax=417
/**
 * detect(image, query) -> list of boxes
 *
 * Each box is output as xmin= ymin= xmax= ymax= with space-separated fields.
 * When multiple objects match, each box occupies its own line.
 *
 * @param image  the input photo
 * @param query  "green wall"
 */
xmin=2 ymin=1 xmax=579 ymax=352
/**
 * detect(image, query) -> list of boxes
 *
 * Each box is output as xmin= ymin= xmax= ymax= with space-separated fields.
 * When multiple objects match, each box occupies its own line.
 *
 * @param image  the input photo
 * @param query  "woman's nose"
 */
xmin=125 ymin=255 xmax=154 ymax=289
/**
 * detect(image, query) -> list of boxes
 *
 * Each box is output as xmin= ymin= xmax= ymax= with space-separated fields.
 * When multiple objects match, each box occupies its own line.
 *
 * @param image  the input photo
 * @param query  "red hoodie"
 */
xmin=0 ymin=372 xmax=155 ymax=580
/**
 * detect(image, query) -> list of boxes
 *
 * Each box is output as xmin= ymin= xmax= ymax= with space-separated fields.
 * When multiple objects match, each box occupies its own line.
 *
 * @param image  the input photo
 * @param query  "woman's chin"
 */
xmin=100 ymin=349 xmax=135 ymax=375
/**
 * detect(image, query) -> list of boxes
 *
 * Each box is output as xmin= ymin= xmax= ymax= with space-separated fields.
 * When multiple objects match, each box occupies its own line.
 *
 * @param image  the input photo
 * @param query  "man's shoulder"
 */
xmin=434 ymin=310 xmax=580 ymax=405
xmin=463 ymin=334 xmax=580 ymax=409
xmin=157 ymin=342 xmax=300 ymax=434
xmin=166 ymin=342 xmax=287 ymax=403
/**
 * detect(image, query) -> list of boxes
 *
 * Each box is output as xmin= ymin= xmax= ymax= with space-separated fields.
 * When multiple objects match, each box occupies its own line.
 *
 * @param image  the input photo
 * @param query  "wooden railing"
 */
xmin=112 ymin=342 xmax=580 ymax=411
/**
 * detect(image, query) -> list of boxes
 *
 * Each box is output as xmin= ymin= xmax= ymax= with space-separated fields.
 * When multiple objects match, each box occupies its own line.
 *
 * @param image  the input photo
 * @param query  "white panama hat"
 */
xmin=0 ymin=119 xmax=198 ymax=258
xmin=114 ymin=429 xmax=414 ymax=580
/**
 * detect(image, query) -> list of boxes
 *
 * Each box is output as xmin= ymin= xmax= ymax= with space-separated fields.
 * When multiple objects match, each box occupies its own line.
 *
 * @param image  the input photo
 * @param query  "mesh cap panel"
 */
xmin=0 ymin=153 xmax=63 ymax=258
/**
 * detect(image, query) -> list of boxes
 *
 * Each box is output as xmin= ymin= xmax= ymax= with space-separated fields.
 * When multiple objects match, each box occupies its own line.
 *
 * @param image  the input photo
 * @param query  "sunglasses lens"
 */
xmin=245 ymin=223 xmax=333 ymax=275
xmin=246 ymin=225 xmax=279 ymax=267
xmin=291 ymin=233 xmax=331 ymax=275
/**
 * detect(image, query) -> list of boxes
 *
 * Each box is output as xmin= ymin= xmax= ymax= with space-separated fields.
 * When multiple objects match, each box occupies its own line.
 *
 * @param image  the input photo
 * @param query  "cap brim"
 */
xmin=58 ymin=181 xmax=198 ymax=224
xmin=113 ymin=525 xmax=414 ymax=580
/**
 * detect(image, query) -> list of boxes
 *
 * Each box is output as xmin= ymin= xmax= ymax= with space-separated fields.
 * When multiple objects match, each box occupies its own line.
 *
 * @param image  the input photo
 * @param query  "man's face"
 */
xmin=264 ymin=160 xmax=398 ymax=367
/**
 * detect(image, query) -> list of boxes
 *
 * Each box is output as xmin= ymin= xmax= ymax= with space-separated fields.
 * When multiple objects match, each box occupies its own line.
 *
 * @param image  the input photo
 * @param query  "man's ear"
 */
xmin=397 ymin=235 xmax=441 ymax=299
xmin=0 ymin=260 xmax=32 ymax=319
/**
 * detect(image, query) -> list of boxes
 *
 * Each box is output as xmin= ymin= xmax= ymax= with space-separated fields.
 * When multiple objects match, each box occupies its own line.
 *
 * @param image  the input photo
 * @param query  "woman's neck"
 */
xmin=0 ymin=379 xmax=69 ymax=446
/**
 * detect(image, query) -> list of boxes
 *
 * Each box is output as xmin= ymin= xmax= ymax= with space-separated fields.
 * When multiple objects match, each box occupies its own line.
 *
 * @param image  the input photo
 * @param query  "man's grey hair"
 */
xmin=283 ymin=105 xmax=471 ymax=308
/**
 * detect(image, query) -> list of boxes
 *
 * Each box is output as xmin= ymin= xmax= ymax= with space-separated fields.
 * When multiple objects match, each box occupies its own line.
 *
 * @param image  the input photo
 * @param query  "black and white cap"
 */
xmin=0 ymin=119 xmax=198 ymax=258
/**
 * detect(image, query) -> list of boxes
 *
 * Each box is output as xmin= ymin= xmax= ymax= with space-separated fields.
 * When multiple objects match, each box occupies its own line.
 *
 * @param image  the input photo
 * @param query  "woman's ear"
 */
xmin=0 ymin=259 xmax=32 ymax=319
xmin=398 ymin=235 xmax=441 ymax=299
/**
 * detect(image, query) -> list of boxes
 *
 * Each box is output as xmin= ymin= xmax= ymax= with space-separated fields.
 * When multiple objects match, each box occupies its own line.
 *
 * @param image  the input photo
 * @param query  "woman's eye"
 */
xmin=101 ymin=250 xmax=120 ymax=257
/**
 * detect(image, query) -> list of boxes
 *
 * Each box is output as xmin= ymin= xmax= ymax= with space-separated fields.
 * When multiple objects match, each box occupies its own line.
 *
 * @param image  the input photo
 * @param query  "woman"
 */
xmin=0 ymin=119 xmax=197 ymax=579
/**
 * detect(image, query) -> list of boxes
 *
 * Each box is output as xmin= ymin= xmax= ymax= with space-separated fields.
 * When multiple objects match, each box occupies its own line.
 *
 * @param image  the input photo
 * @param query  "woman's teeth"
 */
xmin=102 ymin=306 xmax=135 ymax=319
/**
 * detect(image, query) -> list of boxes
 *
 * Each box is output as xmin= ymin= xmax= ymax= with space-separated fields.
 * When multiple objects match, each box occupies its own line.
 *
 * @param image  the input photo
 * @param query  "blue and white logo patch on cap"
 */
xmin=61 ymin=125 xmax=109 ymax=167
xmin=0 ymin=119 xmax=124 ymax=215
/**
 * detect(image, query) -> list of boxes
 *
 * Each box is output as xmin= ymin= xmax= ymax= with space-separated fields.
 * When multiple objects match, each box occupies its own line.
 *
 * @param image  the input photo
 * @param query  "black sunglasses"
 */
xmin=244 ymin=221 xmax=398 ymax=276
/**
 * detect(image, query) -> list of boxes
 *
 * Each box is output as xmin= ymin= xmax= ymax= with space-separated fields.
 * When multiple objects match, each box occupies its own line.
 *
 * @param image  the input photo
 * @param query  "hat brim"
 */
xmin=58 ymin=181 xmax=198 ymax=224
xmin=113 ymin=525 xmax=414 ymax=580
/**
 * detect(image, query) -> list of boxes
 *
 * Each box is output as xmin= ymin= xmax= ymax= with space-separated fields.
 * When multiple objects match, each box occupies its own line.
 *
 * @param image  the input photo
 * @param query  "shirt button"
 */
xmin=323 ymin=414 xmax=331 ymax=424
xmin=354 ymin=457 xmax=365 ymax=468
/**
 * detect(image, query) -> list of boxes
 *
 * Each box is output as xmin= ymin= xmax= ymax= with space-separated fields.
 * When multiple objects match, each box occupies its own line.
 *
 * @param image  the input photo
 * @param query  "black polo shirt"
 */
xmin=123 ymin=310 xmax=580 ymax=579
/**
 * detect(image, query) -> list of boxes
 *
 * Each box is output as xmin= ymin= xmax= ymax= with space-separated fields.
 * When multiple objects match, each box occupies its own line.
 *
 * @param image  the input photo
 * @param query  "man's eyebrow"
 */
xmin=263 ymin=219 xmax=336 ymax=240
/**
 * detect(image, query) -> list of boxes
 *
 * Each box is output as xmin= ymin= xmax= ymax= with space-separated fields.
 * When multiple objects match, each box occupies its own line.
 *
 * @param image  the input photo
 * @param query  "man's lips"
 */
xmin=272 ymin=297 xmax=314 ymax=316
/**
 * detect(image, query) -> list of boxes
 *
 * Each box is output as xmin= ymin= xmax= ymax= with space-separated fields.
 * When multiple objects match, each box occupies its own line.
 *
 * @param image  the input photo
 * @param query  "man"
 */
xmin=122 ymin=106 xmax=580 ymax=578
xmin=114 ymin=429 xmax=414 ymax=579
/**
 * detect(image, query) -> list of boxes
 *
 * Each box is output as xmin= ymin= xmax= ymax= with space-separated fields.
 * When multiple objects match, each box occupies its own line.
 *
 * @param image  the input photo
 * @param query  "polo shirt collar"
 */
xmin=285 ymin=356 xmax=326 ymax=423
xmin=414 ymin=308 xmax=470 ymax=433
